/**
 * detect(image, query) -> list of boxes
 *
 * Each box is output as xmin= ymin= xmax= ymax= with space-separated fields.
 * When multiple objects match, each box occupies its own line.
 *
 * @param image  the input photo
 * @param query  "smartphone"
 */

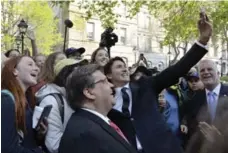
xmin=35 ymin=105 xmax=52 ymax=129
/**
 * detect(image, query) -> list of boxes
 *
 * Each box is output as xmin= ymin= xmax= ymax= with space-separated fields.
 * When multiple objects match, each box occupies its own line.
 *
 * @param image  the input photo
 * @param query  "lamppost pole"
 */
xmin=220 ymin=57 xmax=223 ymax=77
xmin=15 ymin=35 xmax=21 ymax=51
xmin=17 ymin=19 xmax=28 ymax=55
xmin=21 ymin=34 xmax=24 ymax=54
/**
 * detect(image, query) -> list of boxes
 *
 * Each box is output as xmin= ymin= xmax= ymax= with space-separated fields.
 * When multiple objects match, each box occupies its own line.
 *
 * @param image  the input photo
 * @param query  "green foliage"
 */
xmin=221 ymin=76 xmax=228 ymax=82
xmin=1 ymin=1 xmax=62 ymax=55
xmin=211 ymin=1 xmax=228 ymax=47
xmin=77 ymin=0 xmax=120 ymax=28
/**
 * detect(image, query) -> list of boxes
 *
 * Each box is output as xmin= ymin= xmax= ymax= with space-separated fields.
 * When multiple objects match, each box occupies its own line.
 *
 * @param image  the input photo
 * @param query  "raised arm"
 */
xmin=148 ymin=12 xmax=212 ymax=94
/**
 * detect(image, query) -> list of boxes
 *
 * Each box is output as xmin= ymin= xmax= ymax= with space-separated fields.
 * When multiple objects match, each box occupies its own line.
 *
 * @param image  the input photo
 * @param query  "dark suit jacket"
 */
xmin=184 ymin=83 xmax=228 ymax=137
xmin=108 ymin=44 xmax=208 ymax=153
xmin=59 ymin=109 xmax=138 ymax=153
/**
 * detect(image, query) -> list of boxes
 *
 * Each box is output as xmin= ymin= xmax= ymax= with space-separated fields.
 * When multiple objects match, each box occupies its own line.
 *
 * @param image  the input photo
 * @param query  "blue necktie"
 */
xmin=121 ymin=87 xmax=130 ymax=117
xmin=207 ymin=91 xmax=217 ymax=121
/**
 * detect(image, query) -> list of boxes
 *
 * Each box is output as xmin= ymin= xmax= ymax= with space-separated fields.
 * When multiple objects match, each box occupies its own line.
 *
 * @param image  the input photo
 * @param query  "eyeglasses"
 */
xmin=92 ymin=78 xmax=109 ymax=85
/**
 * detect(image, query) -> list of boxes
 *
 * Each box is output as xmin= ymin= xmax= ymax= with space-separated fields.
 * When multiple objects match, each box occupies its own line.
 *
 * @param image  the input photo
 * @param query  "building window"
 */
xmin=138 ymin=13 xmax=144 ymax=28
xmin=119 ymin=4 xmax=127 ymax=17
xmin=86 ymin=22 xmax=95 ymax=40
xmin=145 ymin=16 xmax=150 ymax=29
xmin=120 ymin=28 xmax=127 ymax=45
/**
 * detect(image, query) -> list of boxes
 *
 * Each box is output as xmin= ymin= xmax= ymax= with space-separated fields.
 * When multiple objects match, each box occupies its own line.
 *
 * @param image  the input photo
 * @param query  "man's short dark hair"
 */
xmin=104 ymin=56 xmax=126 ymax=75
xmin=66 ymin=64 xmax=101 ymax=110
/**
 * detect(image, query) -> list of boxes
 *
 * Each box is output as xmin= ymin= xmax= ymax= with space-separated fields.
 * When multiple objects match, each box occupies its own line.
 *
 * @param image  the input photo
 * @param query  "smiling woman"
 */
xmin=90 ymin=47 xmax=110 ymax=67
xmin=1 ymin=56 xmax=44 ymax=153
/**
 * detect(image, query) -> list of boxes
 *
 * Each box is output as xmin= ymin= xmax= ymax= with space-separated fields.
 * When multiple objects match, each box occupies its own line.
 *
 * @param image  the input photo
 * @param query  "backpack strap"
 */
xmin=49 ymin=93 xmax=65 ymax=123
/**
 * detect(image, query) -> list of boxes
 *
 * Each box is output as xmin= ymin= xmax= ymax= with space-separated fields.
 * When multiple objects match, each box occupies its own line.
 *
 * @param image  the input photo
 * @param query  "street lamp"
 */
xmin=15 ymin=35 xmax=21 ymax=51
xmin=17 ymin=19 xmax=28 ymax=54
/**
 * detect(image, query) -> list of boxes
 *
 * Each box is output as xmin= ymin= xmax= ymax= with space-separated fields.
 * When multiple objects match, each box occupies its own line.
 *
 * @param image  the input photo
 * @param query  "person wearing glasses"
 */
xmin=59 ymin=64 xmax=138 ymax=153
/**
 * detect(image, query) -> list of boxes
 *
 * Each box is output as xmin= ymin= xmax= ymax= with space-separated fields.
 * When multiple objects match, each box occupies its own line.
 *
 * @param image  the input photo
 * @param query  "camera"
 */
xmin=99 ymin=27 xmax=118 ymax=48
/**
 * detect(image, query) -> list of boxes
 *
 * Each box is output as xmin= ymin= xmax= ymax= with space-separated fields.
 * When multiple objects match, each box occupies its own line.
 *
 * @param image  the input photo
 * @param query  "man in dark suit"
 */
xmin=103 ymin=14 xmax=212 ymax=153
xmin=59 ymin=64 xmax=138 ymax=153
xmin=184 ymin=60 xmax=228 ymax=138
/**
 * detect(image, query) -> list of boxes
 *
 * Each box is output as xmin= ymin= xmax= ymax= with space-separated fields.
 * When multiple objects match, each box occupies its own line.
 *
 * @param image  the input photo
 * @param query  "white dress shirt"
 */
xmin=205 ymin=83 xmax=221 ymax=118
xmin=205 ymin=83 xmax=221 ymax=103
xmin=195 ymin=41 xmax=209 ymax=50
xmin=82 ymin=108 xmax=110 ymax=125
xmin=114 ymin=83 xmax=133 ymax=113
xmin=113 ymin=83 xmax=143 ymax=150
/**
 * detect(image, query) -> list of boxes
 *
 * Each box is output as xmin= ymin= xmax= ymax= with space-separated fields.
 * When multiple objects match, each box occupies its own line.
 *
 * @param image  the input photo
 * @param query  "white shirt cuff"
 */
xmin=195 ymin=41 xmax=209 ymax=50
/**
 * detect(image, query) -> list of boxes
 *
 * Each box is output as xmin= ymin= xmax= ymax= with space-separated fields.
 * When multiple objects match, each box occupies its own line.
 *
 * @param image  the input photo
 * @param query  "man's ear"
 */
xmin=83 ymin=88 xmax=95 ymax=100
xmin=106 ymin=74 xmax=112 ymax=80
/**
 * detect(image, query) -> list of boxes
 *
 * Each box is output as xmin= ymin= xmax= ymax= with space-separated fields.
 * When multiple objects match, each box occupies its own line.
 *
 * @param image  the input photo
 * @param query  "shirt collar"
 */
xmin=115 ymin=83 xmax=130 ymax=91
xmin=81 ymin=108 xmax=110 ymax=124
xmin=205 ymin=83 xmax=221 ymax=96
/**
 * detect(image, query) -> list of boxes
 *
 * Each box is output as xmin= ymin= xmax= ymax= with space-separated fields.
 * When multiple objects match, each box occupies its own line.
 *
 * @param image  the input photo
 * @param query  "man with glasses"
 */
xmin=59 ymin=64 xmax=138 ymax=153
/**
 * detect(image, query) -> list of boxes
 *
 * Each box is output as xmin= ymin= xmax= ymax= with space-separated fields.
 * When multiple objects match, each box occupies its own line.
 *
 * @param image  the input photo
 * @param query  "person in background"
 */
xmin=183 ymin=60 xmax=228 ymax=148
xmin=1 ymin=56 xmax=47 ymax=153
xmin=159 ymin=88 xmax=188 ymax=147
xmin=186 ymin=71 xmax=204 ymax=91
xmin=32 ymin=52 xmax=67 ymax=93
xmin=64 ymin=47 xmax=85 ymax=61
xmin=136 ymin=53 xmax=149 ymax=67
xmin=130 ymin=66 xmax=152 ymax=81
xmin=59 ymin=64 xmax=138 ymax=153
xmin=34 ymin=54 xmax=46 ymax=70
xmin=28 ymin=52 xmax=67 ymax=107
xmin=35 ymin=58 xmax=85 ymax=153
xmin=90 ymin=47 xmax=109 ymax=72
xmin=5 ymin=49 xmax=20 ymax=58
xmin=24 ymin=48 xmax=31 ymax=57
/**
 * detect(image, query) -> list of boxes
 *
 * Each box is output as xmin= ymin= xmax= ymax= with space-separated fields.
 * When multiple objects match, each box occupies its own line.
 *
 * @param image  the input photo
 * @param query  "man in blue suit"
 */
xmin=104 ymin=14 xmax=212 ymax=153
xmin=184 ymin=60 xmax=228 ymax=140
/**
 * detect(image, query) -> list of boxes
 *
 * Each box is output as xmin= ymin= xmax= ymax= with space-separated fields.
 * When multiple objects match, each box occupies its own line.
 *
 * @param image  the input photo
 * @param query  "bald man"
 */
xmin=184 ymin=59 xmax=228 ymax=141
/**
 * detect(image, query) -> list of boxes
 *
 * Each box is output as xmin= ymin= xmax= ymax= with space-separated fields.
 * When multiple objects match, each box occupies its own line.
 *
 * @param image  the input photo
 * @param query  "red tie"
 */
xmin=109 ymin=121 xmax=129 ymax=143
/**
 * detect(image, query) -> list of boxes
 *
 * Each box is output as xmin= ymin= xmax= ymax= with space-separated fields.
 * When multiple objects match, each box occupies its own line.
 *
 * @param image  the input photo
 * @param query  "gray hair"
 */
xmin=198 ymin=59 xmax=218 ymax=72
xmin=66 ymin=64 xmax=101 ymax=110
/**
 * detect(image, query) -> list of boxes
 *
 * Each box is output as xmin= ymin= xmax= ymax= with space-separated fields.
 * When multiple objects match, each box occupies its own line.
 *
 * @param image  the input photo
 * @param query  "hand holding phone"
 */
xmin=198 ymin=7 xmax=212 ymax=45
xmin=35 ymin=105 xmax=52 ymax=129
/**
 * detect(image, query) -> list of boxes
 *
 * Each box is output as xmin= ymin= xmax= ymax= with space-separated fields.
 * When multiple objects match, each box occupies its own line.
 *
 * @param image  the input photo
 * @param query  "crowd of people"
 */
xmin=1 ymin=12 xmax=228 ymax=153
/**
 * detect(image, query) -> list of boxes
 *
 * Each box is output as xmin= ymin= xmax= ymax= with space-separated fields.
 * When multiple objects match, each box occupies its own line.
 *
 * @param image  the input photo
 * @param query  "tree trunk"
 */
xmin=170 ymin=42 xmax=180 ymax=65
xmin=50 ymin=2 xmax=70 ymax=52
xmin=31 ymin=39 xmax=38 ymax=56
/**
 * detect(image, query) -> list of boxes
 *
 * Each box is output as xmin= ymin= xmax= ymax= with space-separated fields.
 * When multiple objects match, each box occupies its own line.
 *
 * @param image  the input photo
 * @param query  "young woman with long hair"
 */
xmin=1 ymin=56 xmax=47 ymax=153
xmin=90 ymin=47 xmax=109 ymax=71
xmin=29 ymin=52 xmax=67 ymax=107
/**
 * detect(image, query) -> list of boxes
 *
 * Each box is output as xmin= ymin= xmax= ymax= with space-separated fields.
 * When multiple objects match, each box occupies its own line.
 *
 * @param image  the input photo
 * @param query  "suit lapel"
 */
xmin=77 ymin=109 xmax=134 ymax=152
xmin=197 ymin=90 xmax=211 ymax=123
xmin=130 ymin=82 xmax=139 ymax=117
xmin=218 ymin=83 xmax=228 ymax=98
